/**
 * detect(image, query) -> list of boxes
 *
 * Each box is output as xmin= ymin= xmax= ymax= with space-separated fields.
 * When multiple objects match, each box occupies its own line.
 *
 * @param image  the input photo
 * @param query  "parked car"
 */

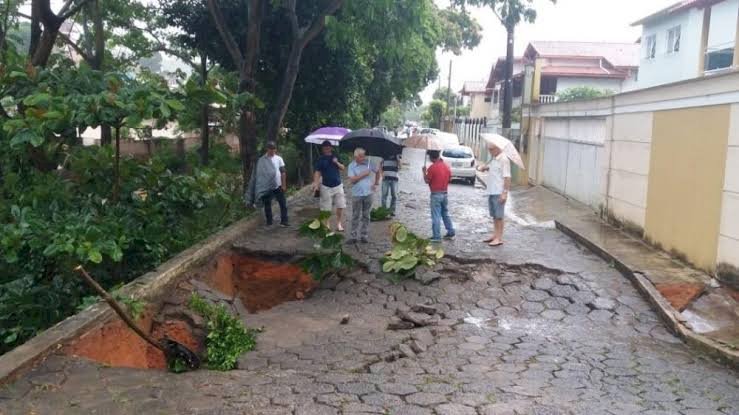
xmin=441 ymin=145 xmax=476 ymax=185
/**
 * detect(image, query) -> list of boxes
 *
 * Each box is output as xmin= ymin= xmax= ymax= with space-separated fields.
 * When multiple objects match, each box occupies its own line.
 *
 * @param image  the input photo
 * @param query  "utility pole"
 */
xmin=502 ymin=18 xmax=514 ymax=136
xmin=445 ymin=60 xmax=452 ymax=119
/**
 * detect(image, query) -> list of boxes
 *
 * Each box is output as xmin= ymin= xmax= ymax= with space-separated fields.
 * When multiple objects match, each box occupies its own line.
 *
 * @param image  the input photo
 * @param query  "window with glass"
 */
xmin=645 ymin=35 xmax=657 ymax=59
xmin=667 ymin=26 xmax=680 ymax=53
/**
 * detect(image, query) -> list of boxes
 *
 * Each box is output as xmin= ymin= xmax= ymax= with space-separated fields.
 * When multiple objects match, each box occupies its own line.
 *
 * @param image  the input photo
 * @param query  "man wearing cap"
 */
xmin=246 ymin=141 xmax=288 ymax=227
xmin=312 ymin=140 xmax=346 ymax=231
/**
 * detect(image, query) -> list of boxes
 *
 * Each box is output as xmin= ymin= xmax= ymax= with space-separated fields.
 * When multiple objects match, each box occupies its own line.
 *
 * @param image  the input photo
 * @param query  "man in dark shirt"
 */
xmin=381 ymin=153 xmax=401 ymax=216
xmin=312 ymin=141 xmax=346 ymax=231
xmin=422 ymin=150 xmax=455 ymax=242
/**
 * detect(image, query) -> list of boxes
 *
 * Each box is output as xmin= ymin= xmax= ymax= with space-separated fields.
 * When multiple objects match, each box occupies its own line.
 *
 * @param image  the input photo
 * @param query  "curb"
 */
xmin=555 ymin=221 xmax=739 ymax=369
xmin=0 ymin=187 xmax=311 ymax=386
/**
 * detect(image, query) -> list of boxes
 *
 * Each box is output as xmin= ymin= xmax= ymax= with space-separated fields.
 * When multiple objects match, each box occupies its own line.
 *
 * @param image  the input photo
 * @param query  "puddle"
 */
xmin=64 ymin=252 xmax=316 ymax=370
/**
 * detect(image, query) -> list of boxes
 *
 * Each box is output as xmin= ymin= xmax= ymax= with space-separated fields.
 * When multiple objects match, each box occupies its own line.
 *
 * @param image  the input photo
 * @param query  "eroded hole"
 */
xmin=63 ymin=251 xmax=317 ymax=370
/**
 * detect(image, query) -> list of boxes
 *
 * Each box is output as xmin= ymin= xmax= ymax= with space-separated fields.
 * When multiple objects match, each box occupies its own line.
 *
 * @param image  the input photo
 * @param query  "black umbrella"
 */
xmin=339 ymin=128 xmax=403 ymax=159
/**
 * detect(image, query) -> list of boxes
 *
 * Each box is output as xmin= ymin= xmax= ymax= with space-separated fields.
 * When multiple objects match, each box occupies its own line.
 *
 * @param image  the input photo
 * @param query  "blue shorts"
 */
xmin=488 ymin=195 xmax=505 ymax=219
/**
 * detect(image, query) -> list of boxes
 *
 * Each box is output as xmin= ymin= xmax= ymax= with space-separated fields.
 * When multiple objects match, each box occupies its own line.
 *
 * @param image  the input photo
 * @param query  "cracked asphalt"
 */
xmin=0 ymin=149 xmax=737 ymax=415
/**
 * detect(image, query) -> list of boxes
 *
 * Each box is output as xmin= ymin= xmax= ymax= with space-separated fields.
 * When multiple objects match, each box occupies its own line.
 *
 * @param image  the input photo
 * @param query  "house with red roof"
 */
xmin=633 ymin=0 xmax=738 ymax=88
xmin=485 ymin=41 xmax=640 ymax=120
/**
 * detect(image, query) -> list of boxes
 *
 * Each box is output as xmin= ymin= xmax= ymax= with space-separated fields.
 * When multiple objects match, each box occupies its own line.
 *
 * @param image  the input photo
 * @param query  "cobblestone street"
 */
xmin=1 ymin=149 xmax=737 ymax=415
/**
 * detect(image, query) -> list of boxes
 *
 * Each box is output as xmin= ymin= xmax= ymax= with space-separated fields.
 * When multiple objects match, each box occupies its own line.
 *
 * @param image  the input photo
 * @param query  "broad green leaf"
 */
xmin=435 ymin=249 xmax=444 ymax=259
xmin=166 ymin=99 xmax=185 ymax=111
xmin=395 ymin=226 xmax=408 ymax=243
xmin=308 ymin=219 xmax=321 ymax=229
xmin=10 ymin=129 xmax=44 ymax=147
xmin=382 ymin=260 xmax=396 ymax=273
xmin=397 ymin=256 xmax=418 ymax=270
xmin=88 ymin=250 xmax=103 ymax=264
xmin=23 ymin=93 xmax=51 ymax=107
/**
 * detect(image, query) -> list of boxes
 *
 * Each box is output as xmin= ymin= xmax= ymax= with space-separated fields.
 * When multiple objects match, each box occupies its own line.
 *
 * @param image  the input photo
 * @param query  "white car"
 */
xmin=441 ymin=145 xmax=476 ymax=185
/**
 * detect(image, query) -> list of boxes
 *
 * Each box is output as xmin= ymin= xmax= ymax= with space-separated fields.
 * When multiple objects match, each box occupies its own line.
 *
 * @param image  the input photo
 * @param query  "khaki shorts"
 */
xmin=320 ymin=184 xmax=346 ymax=211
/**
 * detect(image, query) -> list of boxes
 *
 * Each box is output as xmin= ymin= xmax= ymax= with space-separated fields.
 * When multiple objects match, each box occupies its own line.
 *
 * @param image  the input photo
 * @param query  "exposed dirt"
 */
xmin=62 ymin=253 xmax=316 ymax=369
xmin=655 ymin=282 xmax=705 ymax=311
xmin=232 ymin=255 xmax=317 ymax=313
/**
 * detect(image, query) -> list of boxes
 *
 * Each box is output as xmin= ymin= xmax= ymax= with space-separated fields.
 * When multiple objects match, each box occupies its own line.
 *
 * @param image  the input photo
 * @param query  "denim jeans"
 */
xmin=381 ymin=180 xmax=398 ymax=213
xmin=350 ymin=195 xmax=373 ymax=240
xmin=262 ymin=187 xmax=288 ymax=225
xmin=430 ymin=192 xmax=455 ymax=240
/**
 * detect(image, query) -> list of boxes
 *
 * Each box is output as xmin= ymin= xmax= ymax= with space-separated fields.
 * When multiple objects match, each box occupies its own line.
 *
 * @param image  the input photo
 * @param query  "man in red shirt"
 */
xmin=422 ymin=150 xmax=456 ymax=242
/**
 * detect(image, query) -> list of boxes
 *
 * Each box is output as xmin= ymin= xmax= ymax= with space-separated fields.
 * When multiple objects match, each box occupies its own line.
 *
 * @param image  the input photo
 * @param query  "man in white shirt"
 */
xmin=478 ymin=144 xmax=511 ymax=246
xmin=263 ymin=141 xmax=288 ymax=227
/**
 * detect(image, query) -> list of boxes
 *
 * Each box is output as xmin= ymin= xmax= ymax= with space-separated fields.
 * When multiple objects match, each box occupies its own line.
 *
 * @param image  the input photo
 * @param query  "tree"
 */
xmin=207 ymin=0 xmax=343 ymax=187
xmin=433 ymin=87 xmax=459 ymax=103
xmin=27 ymin=0 xmax=94 ymax=67
xmin=452 ymin=0 xmax=554 ymax=132
xmin=160 ymin=0 xmax=244 ymax=165
xmin=556 ymin=86 xmax=613 ymax=103
xmin=331 ymin=1 xmax=480 ymax=126
xmin=422 ymin=100 xmax=446 ymax=129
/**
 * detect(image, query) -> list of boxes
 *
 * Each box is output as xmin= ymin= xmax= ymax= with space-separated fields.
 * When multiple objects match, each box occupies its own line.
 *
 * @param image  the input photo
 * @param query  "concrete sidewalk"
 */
xmin=509 ymin=186 xmax=739 ymax=367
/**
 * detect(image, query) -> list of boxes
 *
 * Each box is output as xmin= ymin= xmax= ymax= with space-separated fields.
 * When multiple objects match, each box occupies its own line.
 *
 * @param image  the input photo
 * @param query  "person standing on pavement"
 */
xmin=246 ymin=141 xmax=288 ymax=227
xmin=478 ymin=144 xmax=511 ymax=246
xmin=347 ymin=147 xmax=381 ymax=243
xmin=422 ymin=150 xmax=455 ymax=243
xmin=312 ymin=141 xmax=346 ymax=231
xmin=381 ymin=153 xmax=401 ymax=216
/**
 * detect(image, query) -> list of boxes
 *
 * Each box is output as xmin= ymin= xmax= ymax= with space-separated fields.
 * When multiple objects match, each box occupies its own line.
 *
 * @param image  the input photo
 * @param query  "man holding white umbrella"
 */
xmin=478 ymin=133 xmax=524 ymax=247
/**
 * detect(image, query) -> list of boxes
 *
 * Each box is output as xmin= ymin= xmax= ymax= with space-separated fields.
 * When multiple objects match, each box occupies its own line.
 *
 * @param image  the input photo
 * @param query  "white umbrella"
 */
xmin=481 ymin=133 xmax=525 ymax=169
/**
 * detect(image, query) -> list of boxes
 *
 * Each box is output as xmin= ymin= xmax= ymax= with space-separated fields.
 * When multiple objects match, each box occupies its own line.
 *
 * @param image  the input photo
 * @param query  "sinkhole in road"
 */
xmin=64 ymin=251 xmax=317 ymax=370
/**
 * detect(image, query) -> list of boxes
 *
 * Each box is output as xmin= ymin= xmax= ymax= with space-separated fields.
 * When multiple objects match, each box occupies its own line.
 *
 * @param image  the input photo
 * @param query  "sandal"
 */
xmin=482 ymin=238 xmax=494 ymax=243
xmin=489 ymin=241 xmax=504 ymax=247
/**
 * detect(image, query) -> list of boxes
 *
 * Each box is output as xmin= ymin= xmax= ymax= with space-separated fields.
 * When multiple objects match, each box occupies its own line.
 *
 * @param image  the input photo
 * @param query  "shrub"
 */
xmin=188 ymin=293 xmax=258 ymax=371
xmin=299 ymin=212 xmax=354 ymax=280
xmin=556 ymin=86 xmax=614 ymax=103
xmin=370 ymin=207 xmax=392 ymax=222
xmin=0 ymin=145 xmax=245 ymax=355
xmin=381 ymin=223 xmax=444 ymax=278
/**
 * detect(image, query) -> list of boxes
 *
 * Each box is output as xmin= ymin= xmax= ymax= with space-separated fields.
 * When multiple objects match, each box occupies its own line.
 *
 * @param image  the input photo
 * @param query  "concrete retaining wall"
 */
xmin=524 ymin=69 xmax=739 ymax=277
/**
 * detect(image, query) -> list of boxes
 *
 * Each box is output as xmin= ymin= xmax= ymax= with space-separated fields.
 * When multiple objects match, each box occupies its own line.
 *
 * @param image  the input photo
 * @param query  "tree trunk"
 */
xmin=199 ymin=52 xmax=210 ymax=165
xmin=265 ymin=39 xmax=303 ymax=144
xmin=88 ymin=0 xmax=112 ymax=145
xmin=502 ymin=23 xmax=514 ymax=131
xmin=113 ymin=127 xmax=120 ymax=201
xmin=29 ymin=0 xmax=42 ymax=58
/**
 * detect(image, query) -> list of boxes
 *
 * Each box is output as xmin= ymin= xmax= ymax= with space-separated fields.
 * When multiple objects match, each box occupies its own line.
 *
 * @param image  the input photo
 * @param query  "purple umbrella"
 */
xmin=304 ymin=127 xmax=351 ymax=146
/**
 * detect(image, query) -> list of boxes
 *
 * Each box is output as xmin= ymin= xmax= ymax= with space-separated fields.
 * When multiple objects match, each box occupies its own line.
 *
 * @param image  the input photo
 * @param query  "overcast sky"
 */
xmin=422 ymin=0 xmax=677 ymax=103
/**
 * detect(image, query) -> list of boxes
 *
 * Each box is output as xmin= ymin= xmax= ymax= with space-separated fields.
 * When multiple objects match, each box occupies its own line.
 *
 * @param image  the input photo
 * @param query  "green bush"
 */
xmin=299 ymin=212 xmax=354 ymax=280
xmin=381 ymin=223 xmax=444 ymax=278
xmin=370 ymin=206 xmax=392 ymax=222
xmin=188 ymin=294 xmax=258 ymax=371
xmin=0 ymin=145 xmax=245 ymax=354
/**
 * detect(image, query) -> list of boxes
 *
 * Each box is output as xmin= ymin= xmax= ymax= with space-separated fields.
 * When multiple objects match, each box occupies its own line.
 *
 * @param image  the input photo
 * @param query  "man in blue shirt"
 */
xmin=347 ymin=147 xmax=381 ymax=243
xmin=312 ymin=141 xmax=346 ymax=231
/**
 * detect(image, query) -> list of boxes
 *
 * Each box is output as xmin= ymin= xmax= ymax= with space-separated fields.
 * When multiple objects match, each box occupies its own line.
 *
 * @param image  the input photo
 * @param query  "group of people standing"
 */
xmin=248 ymin=139 xmax=512 ymax=247
xmin=311 ymin=140 xmax=398 ymax=244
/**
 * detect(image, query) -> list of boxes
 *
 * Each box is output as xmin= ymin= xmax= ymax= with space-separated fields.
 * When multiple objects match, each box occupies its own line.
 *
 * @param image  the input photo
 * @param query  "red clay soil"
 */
xmin=205 ymin=254 xmax=237 ymax=298
xmin=232 ymin=256 xmax=317 ymax=313
xmin=65 ymin=312 xmax=156 ymax=369
xmin=655 ymin=282 xmax=705 ymax=311
xmin=65 ymin=311 xmax=200 ymax=370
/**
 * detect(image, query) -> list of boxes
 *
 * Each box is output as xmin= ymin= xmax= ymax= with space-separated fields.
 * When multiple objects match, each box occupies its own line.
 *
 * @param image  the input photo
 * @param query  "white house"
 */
xmin=633 ymin=0 xmax=739 ymax=89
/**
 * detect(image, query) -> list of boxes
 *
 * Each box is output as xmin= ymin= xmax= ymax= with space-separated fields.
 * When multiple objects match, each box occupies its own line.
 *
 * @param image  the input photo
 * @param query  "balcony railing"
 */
xmin=539 ymin=94 xmax=558 ymax=104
